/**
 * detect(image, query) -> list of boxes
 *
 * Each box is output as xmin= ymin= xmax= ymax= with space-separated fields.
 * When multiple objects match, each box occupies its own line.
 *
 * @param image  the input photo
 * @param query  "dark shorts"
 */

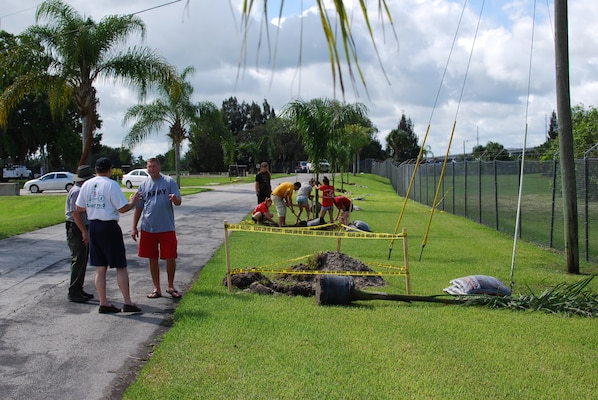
xmin=340 ymin=204 xmax=354 ymax=212
xmin=88 ymin=220 xmax=127 ymax=268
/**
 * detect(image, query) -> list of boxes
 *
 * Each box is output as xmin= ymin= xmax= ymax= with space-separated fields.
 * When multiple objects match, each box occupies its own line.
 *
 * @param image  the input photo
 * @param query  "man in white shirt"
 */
xmin=74 ymin=157 xmax=142 ymax=314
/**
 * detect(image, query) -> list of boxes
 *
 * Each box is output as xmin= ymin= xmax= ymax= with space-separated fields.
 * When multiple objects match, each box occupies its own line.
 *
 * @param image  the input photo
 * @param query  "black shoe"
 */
xmin=122 ymin=304 xmax=142 ymax=313
xmin=98 ymin=304 xmax=121 ymax=313
xmin=68 ymin=294 xmax=90 ymax=303
xmin=81 ymin=291 xmax=94 ymax=299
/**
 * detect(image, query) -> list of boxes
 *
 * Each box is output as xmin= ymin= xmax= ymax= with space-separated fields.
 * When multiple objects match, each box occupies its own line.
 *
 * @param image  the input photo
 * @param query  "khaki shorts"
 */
xmin=272 ymin=195 xmax=286 ymax=216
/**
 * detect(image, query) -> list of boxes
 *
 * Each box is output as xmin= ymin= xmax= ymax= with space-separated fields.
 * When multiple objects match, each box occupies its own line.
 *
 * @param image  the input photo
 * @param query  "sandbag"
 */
xmin=348 ymin=220 xmax=371 ymax=232
xmin=443 ymin=275 xmax=511 ymax=296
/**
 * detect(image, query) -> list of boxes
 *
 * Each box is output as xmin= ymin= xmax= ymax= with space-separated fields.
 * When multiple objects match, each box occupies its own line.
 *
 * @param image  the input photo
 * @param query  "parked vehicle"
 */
xmin=23 ymin=171 xmax=74 ymax=193
xmin=306 ymin=161 xmax=330 ymax=173
xmin=121 ymin=168 xmax=149 ymax=188
xmin=3 ymin=165 xmax=32 ymax=179
xmin=294 ymin=161 xmax=308 ymax=173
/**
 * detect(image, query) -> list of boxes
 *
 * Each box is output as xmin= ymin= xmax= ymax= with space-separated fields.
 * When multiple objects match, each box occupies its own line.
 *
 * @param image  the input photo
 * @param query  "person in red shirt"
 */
xmin=252 ymin=197 xmax=274 ymax=224
xmin=316 ymin=176 xmax=335 ymax=223
xmin=333 ymin=196 xmax=353 ymax=225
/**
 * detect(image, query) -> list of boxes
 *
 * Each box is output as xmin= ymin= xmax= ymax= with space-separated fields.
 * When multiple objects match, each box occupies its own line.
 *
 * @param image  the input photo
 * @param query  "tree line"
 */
xmin=2 ymin=1 xmax=597 ymax=182
xmin=0 ymin=1 xmax=393 ymax=181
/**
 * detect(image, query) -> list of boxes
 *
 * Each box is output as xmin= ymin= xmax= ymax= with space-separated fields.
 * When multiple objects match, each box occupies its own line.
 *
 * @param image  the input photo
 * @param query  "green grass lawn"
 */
xmin=121 ymin=174 xmax=598 ymax=400
xmin=0 ymin=173 xmax=284 ymax=239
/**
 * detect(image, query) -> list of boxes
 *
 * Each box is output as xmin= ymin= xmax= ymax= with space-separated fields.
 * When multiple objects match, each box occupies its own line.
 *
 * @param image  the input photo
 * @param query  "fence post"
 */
xmin=464 ymin=160 xmax=468 ymax=218
xmin=494 ymin=160 xmax=499 ymax=230
xmin=451 ymin=162 xmax=455 ymax=214
xmin=583 ymin=144 xmax=598 ymax=261
xmin=550 ymin=152 xmax=559 ymax=248
xmin=478 ymin=160 xmax=482 ymax=223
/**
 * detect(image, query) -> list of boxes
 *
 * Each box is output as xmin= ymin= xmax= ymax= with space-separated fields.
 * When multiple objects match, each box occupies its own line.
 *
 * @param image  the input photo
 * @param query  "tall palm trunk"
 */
xmin=170 ymin=120 xmax=184 ymax=188
xmin=74 ymin=84 xmax=96 ymax=167
xmin=174 ymin=141 xmax=181 ymax=188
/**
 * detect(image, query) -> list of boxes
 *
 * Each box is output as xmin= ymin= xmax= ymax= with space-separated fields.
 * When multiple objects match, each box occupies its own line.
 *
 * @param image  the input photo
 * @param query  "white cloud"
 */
xmin=1 ymin=0 xmax=597 ymax=160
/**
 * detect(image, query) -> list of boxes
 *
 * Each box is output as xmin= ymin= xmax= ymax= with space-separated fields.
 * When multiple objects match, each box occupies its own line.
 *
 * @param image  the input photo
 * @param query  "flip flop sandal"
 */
xmin=147 ymin=290 xmax=162 ymax=299
xmin=166 ymin=289 xmax=182 ymax=298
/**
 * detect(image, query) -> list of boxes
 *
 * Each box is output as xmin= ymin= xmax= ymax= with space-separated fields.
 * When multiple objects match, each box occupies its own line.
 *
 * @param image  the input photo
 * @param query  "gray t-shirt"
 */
xmin=65 ymin=183 xmax=89 ymax=225
xmin=297 ymin=183 xmax=313 ymax=198
xmin=137 ymin=174 xmax=181 ymax=233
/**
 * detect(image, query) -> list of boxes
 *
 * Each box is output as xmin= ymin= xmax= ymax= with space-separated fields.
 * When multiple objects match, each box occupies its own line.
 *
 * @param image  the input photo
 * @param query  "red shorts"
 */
xmin=138 ymin=230 xmax=177 ymax=259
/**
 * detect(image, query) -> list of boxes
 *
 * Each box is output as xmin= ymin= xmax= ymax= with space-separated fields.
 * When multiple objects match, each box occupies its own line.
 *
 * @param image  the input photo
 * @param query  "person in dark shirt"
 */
xmin=255 ymin=162 xmax=272 ymax=204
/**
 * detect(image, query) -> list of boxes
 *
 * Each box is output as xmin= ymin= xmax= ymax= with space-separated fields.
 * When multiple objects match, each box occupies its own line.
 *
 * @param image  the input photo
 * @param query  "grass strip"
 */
xmin=124 ymin=174 xmax=598 ymax=400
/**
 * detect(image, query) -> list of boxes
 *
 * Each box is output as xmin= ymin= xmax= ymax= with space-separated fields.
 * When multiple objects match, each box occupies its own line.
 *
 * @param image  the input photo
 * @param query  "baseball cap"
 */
xmin=95 ymin=157 xmax=112 ymax=172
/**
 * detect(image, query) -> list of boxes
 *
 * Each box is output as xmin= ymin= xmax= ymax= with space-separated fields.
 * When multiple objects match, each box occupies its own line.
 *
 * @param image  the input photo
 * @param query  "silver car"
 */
xmin=121 ymin=168 xmax=149 ymax=188
xmin=23 ymin=172 xmax=75 ymax=193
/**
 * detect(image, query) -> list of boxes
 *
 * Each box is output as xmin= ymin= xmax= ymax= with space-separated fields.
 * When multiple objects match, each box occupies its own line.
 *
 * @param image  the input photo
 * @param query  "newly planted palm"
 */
xmin=0 ymin=0 xmax=175 ymax=166
xmin=123 ymin=66 xmax=201 ymax=187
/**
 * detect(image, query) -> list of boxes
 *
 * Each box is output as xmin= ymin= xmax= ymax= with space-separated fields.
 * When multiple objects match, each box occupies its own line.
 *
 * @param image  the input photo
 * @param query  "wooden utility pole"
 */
xmin=554 ymin=0 xmax=579 ymax=273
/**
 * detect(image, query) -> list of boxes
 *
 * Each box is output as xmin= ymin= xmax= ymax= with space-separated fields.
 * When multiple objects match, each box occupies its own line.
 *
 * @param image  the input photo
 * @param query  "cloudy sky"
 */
xmin=1 ymin=0 xmax=597 ymax=160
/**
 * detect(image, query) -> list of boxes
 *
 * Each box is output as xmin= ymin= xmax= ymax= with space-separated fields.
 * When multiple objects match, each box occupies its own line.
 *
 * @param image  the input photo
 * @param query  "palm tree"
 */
xmin=282 ymin=98 xmax=337 ymax=177
xmin=282 ymin=98 xmax=368 ymax=202
xmin=123 ymin=66 xmax=199 ymax=187
xmin=0 ymin=0 xmax=175 ymax=166
xmin=339 ymin=123 xmax=373 ymax=186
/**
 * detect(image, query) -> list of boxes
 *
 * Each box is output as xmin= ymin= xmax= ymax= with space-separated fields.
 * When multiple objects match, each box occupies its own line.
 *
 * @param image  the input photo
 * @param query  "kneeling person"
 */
xmin=252 ymin=197 xmax=274 ymax=224
xmin=333 ymin=195 xmax=353 ymax=225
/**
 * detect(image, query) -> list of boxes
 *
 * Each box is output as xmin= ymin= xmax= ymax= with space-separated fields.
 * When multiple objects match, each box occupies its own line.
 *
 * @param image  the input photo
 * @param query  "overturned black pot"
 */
xmin=315 ymin=275 xmax=462 ymax=306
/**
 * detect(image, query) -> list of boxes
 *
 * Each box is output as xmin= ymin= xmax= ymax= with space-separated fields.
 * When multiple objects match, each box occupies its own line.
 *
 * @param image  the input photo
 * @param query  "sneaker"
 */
xmin=122 ymin=304 xmax=142 ymax=313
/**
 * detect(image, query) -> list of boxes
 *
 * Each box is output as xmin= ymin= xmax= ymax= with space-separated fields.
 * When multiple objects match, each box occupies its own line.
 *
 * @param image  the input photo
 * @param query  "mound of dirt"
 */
xmin=223 ymin=251 xmax=386 ymax=297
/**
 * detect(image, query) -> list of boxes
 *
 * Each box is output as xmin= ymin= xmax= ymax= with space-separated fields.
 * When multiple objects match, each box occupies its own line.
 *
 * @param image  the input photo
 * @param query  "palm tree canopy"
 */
xmin=0 ymin=0 xmax=175 ymax=166
xmin=282 ymin=98 xmax=368 ymax=173
xmin=123 ymin=65 xmax=199 ymax=187
xmin=30 ymin=0 xmax=174 ymax=108
xmin=123 ymin=66 xmax=198 ymax=147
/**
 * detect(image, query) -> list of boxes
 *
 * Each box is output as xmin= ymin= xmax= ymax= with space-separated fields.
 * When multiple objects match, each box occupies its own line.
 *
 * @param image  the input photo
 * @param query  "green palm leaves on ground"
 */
xmin=461 ymin=276 xmax=598 ymax=317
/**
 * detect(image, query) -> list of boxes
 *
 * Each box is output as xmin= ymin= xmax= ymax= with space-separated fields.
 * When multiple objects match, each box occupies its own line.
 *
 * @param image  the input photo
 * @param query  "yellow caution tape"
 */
xmin=230 ymin=268 xmax=407 ymax=276
xmin=225 ymin=222 xmax=406 ymax=239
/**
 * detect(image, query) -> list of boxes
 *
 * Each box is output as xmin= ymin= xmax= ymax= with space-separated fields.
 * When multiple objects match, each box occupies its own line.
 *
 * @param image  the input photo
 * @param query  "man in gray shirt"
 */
xmin=131 ymin=158 xmax=182 ymax=299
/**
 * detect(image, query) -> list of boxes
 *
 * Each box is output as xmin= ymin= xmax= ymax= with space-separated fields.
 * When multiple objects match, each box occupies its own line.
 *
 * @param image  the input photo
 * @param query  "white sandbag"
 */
xmin=348 ymin=220 xmax=371 ymax=232
xmin=443 ymin=275 xmax=511 ymax=296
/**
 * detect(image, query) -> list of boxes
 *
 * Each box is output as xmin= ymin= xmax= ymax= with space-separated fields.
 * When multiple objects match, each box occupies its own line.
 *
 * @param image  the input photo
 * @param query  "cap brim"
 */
xmin=73 ymin=175 xmax=93 ymax=182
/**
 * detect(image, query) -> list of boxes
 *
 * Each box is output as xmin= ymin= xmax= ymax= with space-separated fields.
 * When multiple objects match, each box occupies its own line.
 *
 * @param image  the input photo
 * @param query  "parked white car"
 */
xmin=306 ymin=161 xmax=330 ymax=173
xmin=121 ymin=168 xmax=149 ymax=188
xmin=23 ymin=171 xmax=74 ymax=193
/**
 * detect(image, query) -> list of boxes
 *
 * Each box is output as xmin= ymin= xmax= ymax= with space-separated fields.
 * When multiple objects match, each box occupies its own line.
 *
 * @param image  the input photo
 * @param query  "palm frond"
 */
xmin=237 ymin=0 xmax=398 ymax=99
xmin=460 ymin=276 xmax=598 ymax=318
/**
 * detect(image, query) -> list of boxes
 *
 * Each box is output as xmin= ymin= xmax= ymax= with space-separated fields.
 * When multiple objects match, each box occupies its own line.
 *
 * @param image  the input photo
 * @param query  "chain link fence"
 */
xmin=372 ymin=157 xmax=598 ymax=263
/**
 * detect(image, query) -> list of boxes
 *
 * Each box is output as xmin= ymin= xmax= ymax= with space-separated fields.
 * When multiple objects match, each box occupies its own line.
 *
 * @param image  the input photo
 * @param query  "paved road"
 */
xmin=0 ymin=178 xmax=290 ymax=399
